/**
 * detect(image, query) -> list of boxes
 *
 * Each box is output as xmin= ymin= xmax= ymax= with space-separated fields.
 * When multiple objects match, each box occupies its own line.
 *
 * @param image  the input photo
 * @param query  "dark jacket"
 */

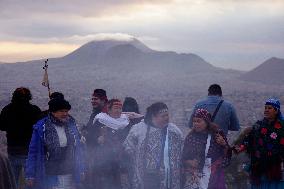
xmin=0 ymin=102 xmax=41 ymax=155
xmin=82 ymin=108 xmax=103 ymax=146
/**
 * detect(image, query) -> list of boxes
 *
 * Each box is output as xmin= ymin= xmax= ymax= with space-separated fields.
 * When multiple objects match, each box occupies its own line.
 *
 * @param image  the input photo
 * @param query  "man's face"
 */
xmin=264 ymin=105 xmax=278 ymax=120
xmin=152 ymin=111 xmax=169 ymax=128
xmin=91 ymin=96 xmax=104 ymax=109
xmin=52 ymin=109 xmax=69 ymax=122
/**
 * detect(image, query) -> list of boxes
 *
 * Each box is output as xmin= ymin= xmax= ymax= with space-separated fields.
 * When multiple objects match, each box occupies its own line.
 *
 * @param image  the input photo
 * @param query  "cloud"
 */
xmin=0 ymin=33 xmax=160 ymax=62
xmin=71 ymin=33 xmax=135 ymax=42
xmin=0 ymin=1 xmax=174 ymax=39
xmin=0 ymin=0 xmax=173 ymax=19
xmin=0 ymin=0 xmax=283 ymax=70
xmin=0 ymin=33 xmax=143 ymax=44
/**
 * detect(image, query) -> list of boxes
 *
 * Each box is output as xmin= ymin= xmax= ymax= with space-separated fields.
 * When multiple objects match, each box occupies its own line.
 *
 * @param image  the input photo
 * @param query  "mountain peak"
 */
xmin=242 ymin=57 xmax=284 ymax=84
xmin=63 ymin=38 xmax=153 ymax=60
xmin=87 ymin=38 xmax=153 ymax=53
xmin=264 ymin=57 xmax=284 ymax=64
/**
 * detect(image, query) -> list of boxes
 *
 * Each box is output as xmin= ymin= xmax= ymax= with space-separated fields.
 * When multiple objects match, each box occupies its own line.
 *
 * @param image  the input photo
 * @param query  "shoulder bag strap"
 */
xmin=211 ymin=100 xmax=224 ymax=122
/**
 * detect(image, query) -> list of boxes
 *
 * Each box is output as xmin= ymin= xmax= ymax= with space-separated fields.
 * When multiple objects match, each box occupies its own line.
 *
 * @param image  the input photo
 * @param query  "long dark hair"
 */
xmin=122 ymin=97 xmax=140 ymax=114
xmin=144 ymin=102 xmax=168 ymax=126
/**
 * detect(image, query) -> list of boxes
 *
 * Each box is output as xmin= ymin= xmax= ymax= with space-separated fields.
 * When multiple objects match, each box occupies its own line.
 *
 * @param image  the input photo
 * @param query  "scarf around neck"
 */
xmin=93 ymin=112 xmax=130 ymax=130
xmin=44 ymin=114 xmax=75 ymax=160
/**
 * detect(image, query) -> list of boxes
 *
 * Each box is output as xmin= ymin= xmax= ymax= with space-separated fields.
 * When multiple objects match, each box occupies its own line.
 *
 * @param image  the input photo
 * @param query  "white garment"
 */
xmin=54 ymin=126 xmax=67 ymax=147
xmin=163 ymin=127 xmax=170 ymax=188
xmin=93 ymin=113 xmax=130 ymax=130
xmin=199 ymin=134 xmax=212 ymax=189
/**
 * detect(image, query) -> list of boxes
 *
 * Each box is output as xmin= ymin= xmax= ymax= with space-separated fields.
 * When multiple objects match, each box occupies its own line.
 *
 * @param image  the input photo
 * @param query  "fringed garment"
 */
xmin=124 ymin=121 xmax=183 ymax=189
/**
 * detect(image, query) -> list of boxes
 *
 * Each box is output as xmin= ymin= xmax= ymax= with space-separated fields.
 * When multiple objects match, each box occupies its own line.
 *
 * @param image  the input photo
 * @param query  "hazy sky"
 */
xmin=0 ymin=0 xmax=283 ymax=70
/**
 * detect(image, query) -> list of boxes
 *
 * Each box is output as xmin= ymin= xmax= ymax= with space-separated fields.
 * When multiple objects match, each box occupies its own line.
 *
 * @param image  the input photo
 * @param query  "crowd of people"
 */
xmin=0 ymin=84 xmax=283 ymax=189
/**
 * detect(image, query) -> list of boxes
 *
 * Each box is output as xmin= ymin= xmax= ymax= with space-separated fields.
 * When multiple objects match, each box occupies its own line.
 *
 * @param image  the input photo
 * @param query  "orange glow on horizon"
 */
xmin=0 ymin=42 xmax=78 ymax=63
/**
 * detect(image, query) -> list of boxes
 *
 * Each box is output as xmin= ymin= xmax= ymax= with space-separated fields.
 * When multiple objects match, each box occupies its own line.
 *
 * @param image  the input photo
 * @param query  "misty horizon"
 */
xmin=0 ymin=37 xmax=283 ymax=72
xmin=0 ymin=1 xmax=283 ymax=71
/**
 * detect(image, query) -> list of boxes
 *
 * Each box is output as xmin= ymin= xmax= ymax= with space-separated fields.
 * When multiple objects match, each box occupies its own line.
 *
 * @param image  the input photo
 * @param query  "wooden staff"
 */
xmin=42 ymin=59 xmax=51 ymax=98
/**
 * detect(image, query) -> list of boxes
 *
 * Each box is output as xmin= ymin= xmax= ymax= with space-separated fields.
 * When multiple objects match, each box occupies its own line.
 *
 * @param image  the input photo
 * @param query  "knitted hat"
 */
xmin=50 ymin=92 xmax=64 ymax=100
xmin=194 ymin=108 xmax=212 ymax=123
xmin=265 ymin=98 xmax=280 ymax=109
xmin=48 ymin=98 xmax=71 ymax=112
xmin=265 ymin=98 xmax=283 ymax=120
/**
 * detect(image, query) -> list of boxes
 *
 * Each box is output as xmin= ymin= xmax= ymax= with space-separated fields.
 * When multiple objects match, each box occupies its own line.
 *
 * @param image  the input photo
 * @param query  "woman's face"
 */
xmin=152 ymin=111 xmax=169 ymax=128
xmin=264 ymin=105 xmax=278 ymax=121
xmin=52 ymin=109 xmax=69 ymax=122
xmin=192 ymin=117 xmax=208 ymax=132
xmin=108 ymin=104 xmax=122 ymax=118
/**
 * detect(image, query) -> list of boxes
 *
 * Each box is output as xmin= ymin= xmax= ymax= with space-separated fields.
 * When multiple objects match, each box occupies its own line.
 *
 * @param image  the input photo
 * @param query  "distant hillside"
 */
xmin=0 ymin=38 xmax=245 ymax=126
xmin=242 ymin=57 xmax=284 ymax=84
xmin=0 ymin=38 xmax=224 ymax=92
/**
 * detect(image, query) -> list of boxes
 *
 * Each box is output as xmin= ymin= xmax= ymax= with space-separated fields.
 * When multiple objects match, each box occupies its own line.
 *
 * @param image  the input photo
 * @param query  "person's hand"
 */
xmin=26 ymin=178 xmax=35 ymax=188
xmin=98 ymin=135 xmax=105 ymax=144
xmin=216 ymin=134 xmax=227 ymax=147
xmin=233 ymin=144 xmax=245 ymax=153
xmin=123 ymin=112 xmax=144 ymax=119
